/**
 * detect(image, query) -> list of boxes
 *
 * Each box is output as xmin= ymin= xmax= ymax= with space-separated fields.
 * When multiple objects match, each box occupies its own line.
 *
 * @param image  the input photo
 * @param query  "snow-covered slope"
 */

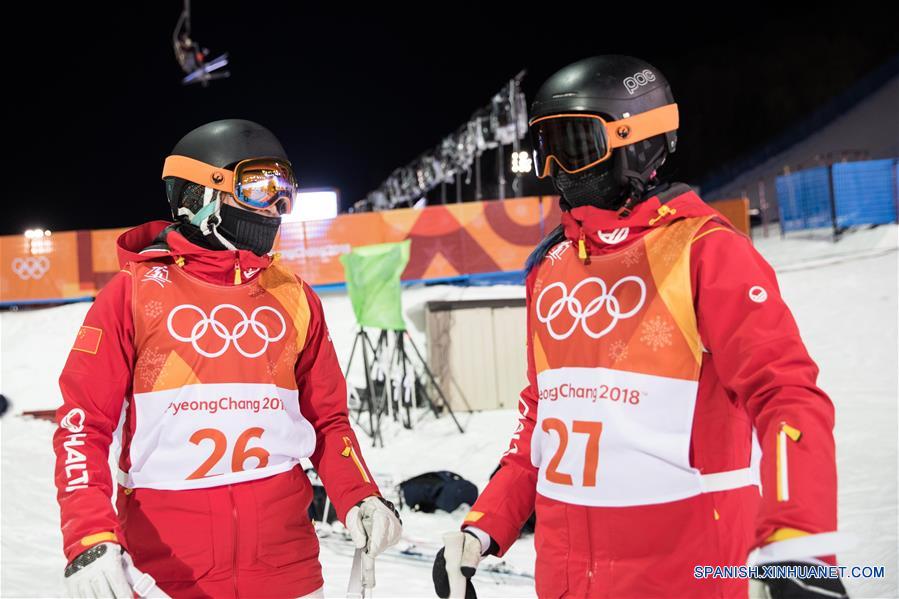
xmin=1 ymin=225 xmax=896 ymax=598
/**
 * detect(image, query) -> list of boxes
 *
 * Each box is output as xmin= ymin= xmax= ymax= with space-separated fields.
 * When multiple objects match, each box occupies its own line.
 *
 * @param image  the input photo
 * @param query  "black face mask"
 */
xmin=217 ymin=203 xmax=281 ymax=256
xmin=553 ymin=161 xmax=628 ymax=211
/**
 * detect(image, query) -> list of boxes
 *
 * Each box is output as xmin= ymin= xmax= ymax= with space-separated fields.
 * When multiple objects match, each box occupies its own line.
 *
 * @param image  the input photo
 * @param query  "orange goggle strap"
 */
xmin=607 ymin=102 xmax=679 ymax=149
xmin=162 ymin=155 xmax=235 ymax=195
xmin=530 ymin=103 xmax=679 ymax=176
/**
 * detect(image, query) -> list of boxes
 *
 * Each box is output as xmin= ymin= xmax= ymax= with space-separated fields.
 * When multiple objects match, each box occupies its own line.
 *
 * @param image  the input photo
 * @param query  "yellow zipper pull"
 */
xmin=578 ymin=231 xmax=588 ymax=262
xmin=234 ymin=260 xmax=242 ymax=285
xmin=782 ymin=423 xmax=802 ymax=442
xmin=649 ymin=205 xmax=678 ymax=226
xmin=341 ymin=436 xmax=371 ymax=483
xmin=175 ymin=256 xmax=185 ymax=268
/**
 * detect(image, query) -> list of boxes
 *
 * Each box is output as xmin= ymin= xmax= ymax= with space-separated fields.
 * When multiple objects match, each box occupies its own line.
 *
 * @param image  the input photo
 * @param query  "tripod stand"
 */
xmin=343 ymin=327 xmax=386 ymax=447
xmin=343 ymin=327 xmax=465 ymax=447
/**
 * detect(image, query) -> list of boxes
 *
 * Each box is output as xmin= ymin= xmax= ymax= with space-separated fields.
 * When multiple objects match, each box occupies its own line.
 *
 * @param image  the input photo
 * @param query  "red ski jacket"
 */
xmin=53 ymin=221 xmax=379 ymax=565
xmin=465 ymin=186 xmax=843 ymax=598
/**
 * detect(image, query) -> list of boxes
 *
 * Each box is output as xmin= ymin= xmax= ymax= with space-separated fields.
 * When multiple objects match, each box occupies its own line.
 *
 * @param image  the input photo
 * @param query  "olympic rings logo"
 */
xmin=167 ymin=304 xmax=287 ymax=358
xmin=536 ymin=276 xmax=647 ymax=340
xmin=12 ymin=257 xmax=50 ymax=280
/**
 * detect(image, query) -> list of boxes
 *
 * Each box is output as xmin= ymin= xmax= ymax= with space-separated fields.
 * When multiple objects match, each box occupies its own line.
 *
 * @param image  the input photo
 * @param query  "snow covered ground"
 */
xmin=1 ymin=224 xmax=897 ymax=598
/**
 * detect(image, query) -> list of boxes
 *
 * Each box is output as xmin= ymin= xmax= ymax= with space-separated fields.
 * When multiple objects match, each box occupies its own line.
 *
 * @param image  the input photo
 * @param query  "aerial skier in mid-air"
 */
xmin=433 ymin=55 xmax=850 ymax=599
xmin=172 ymin=0 xmax=229 ymax=87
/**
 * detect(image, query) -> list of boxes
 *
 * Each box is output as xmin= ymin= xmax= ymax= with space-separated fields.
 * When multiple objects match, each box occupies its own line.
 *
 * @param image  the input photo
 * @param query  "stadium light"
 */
xmin=511 ymin=150 xmax=532 ymax=174
xmin=282 ymin=189 xmax=339 ymax=223
xmin=24 ymin=228 xmax=53 ymax=254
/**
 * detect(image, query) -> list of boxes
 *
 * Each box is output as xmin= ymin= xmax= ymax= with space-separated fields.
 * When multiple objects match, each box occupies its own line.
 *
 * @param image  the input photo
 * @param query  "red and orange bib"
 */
xmin=120 ymin=260 xmax=315 ymax=490
xmin=530 ymin=217 xmax=719 ymax=506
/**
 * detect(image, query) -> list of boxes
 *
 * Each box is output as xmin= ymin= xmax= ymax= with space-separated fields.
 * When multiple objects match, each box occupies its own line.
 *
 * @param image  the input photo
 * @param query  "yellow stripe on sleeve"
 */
xmin=80 ymin=532 xmax=118 ymax=547
xmin=464 ymin=511 xmax=484 ymax=523
xmin=765 ymin=527 xmax=811 ymax=543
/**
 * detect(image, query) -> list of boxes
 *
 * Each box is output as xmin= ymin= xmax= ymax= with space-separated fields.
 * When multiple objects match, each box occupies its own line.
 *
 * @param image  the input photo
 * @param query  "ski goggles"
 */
xmin=529 ymin=103 xmax=679 ymax=178
xmin=162 ymin=156 xmax=297 ymax=215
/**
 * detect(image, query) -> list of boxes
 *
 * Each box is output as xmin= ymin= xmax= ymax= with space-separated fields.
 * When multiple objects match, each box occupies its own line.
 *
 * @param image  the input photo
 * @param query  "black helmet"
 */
xmin=531 ymin=56 xmax=675 ymax=123
xmin=161 ymin=119 xmax=294 ymax=256
xmin=164 ymin=119 xmax=291 ymax=216
xmin=529 ymin=56 xmax=678 ymax=210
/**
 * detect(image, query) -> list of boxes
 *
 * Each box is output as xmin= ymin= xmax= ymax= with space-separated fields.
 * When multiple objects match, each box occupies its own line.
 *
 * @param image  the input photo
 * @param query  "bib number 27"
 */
xmin=542 ymin=418 xmax=603 ymax=486
xmin=187 ymin=427 xmax=270 ymax=480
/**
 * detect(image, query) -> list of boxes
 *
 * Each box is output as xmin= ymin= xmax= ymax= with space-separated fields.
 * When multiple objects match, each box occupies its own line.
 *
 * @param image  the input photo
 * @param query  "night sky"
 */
xmin=5 ymin=4 xmax=897 ymax=235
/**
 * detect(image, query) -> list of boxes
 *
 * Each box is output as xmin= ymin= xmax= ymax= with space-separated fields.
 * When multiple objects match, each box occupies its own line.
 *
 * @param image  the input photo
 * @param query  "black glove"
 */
xmin=432 ymin=531 xmax=481 ymax=599
xmin=755 ymin=561 xmax=848 ymax=598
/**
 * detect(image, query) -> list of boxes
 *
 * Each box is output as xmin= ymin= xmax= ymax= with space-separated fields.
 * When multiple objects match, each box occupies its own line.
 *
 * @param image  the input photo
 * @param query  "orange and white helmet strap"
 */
xmin=606 ymin=103 xmax=679 ymax=149
xmin=162 ymin=155 xmax=234 ymax=195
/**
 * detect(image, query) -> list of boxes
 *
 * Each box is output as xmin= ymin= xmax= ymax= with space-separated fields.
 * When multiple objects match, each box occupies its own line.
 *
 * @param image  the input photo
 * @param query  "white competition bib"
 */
xmin=124 ymin=382 xmax=316 ymax=490
xmin=532 ymin=366 xmax=703 ymax=506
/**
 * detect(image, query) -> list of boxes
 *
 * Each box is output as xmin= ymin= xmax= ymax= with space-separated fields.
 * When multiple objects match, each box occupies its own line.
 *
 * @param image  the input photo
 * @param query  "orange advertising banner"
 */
xmin=0 ymin=195 xmax=752 ymax=305
xmin=0 ymin=194 xmax=751 ymax=305
xmin=1 ymin=197 xmax=562 ymax=304
xmin=708 ymin=198 xmax=751 ymax=236
xmin=1 ymin=232 xmax=92 ymax=303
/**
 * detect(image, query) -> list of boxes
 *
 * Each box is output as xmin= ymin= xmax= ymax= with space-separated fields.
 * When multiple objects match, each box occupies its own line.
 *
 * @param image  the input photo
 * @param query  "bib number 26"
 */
xmin=542 ymin=418 xmax=603 ymax=486
xmin=187 ymin=427 xmax=270 ymax=480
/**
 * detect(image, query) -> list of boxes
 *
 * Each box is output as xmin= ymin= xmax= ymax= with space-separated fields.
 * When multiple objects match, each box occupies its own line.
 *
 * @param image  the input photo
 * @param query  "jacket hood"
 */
xmin=116 ymin=221 xmax=273 ymax=285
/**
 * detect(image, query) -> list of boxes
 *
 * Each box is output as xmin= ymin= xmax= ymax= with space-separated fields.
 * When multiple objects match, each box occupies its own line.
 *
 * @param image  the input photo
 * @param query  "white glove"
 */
xmin=433 ymin=531 xmax=483 ymax=599
xmin=345 ymin=496 xmax=403 ymax=589
xmin=64 ymin=542 xmax=165 ymax=598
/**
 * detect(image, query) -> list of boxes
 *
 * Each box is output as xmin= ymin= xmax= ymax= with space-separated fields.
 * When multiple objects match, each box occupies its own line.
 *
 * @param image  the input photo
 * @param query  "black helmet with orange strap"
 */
xmin=163 ymin=119 xmax=295 ymax=218
xmin=529 ymin=55 xmax=678 ymax=210
xmin=161 ymin=119 xmax=296 ymax=256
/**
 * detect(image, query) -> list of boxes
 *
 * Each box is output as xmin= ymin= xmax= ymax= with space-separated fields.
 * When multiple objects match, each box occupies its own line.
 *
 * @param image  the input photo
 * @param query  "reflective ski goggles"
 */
xmin=529 ymin=103 xmax=679 ymax=178
xmin=162 ymin=156 xmax=297 ymax=215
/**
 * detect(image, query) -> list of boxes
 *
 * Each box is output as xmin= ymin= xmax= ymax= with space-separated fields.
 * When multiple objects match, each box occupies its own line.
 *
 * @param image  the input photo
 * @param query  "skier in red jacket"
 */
xmin=54 ymin=120 xmax=401 ymax=598
xmin=432 ymin=57 xmax=849 ymax=598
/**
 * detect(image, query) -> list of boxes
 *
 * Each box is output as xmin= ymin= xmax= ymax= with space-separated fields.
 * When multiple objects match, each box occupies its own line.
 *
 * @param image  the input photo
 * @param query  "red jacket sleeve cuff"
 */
xmin=462 ymin=465 xmax=537 ymax=556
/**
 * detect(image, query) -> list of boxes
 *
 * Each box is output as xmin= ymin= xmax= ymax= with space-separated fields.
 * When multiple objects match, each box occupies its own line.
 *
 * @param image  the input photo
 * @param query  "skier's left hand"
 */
xmin=751 ymin=561 xmax=848 ymax=598
xmin=345 ymin=496 xmax=403 ymax=588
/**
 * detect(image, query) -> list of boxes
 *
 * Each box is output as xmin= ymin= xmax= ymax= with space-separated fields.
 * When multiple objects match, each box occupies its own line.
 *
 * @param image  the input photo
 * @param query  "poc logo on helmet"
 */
xmin=623 ymin=70 xmax=656 ymax=95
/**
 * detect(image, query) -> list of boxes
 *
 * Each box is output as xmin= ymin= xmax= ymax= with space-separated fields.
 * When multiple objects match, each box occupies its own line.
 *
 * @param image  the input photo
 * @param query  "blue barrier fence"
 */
xmin=833 ymin=159 xmax=898 ymax=227
xmin=776 ymin=159 xmax=898 ymax=235
xmin=776 ymin=166 xmax=833 ymax=233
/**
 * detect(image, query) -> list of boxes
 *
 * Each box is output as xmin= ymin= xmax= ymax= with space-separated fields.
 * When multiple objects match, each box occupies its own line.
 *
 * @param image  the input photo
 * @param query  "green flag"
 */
xmin=339 ymin=240 xmax=411 ymax=331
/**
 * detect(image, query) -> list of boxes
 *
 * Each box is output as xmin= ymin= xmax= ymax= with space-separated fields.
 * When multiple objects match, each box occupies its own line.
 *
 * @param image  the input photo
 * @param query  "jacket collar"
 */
xmin=560 ymin=185 xmax=716 ymax=257
xmin=116 ymin=221 xmax=273 ymax=286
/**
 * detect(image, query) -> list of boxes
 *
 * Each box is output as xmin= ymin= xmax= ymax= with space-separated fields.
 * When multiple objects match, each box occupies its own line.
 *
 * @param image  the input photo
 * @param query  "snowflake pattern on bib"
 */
xmin=609 ymin=340 xmax=629 ymax=363
xmin=640 ymin=316 xmax=674 ymax=351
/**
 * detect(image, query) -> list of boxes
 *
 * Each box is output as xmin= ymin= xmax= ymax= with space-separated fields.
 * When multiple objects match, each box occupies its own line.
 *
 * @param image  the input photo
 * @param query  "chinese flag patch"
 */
xmin=72 ymin=326 xmax=103 ymax=355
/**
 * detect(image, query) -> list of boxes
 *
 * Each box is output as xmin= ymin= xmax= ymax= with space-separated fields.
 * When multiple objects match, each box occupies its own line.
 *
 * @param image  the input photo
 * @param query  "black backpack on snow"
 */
xmin=397 ymin=471 xmax=478 ymax=513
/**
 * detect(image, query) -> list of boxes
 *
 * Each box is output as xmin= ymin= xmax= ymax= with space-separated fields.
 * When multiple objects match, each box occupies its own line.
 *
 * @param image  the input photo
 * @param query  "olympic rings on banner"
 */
xmin=11 ymin=256 xmax=50 ymax=280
